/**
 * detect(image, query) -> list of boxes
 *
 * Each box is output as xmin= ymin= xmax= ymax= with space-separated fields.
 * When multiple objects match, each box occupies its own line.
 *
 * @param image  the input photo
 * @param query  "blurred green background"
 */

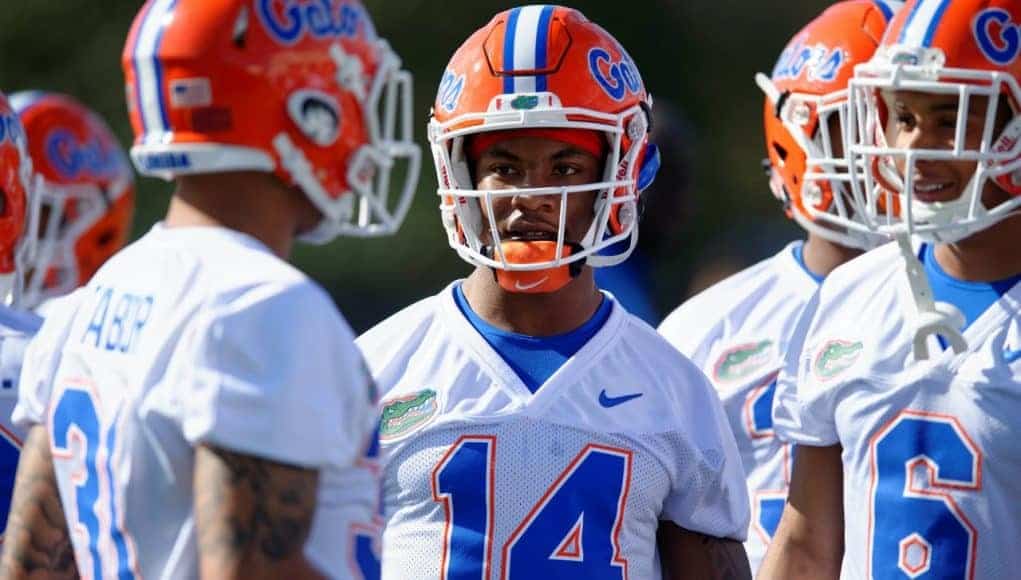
xmin=0 ymin=0 xmax=831 ymax=331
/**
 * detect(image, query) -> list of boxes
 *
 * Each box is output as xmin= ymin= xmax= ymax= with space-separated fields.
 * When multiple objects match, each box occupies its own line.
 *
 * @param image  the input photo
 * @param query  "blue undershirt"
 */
xmin=453 ymin=284 xmax=613 ymax=393
xmin=922 ymin=243 xmax=1021 ymax=347
xmin=792 ymin=241 xmax=825 ymax=285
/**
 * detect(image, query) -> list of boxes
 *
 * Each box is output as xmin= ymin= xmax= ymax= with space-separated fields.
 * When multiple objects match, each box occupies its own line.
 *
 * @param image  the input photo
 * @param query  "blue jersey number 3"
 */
xmin=432 ymin=436 xmax=632 ymax=580
xmin=50 ymin=384 xmax=135 ymax=580
xmin=868 ymin=410 xmax=980 ymax=579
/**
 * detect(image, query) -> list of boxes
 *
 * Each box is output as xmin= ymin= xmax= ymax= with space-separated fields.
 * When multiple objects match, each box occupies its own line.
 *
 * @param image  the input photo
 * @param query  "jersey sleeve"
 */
xmin=659 ymin=359 xmax=750 ymax=541
xmin=772 ymin=288 xmax=844 ymax=447
xmin=13 ymin=290 xmax=85 ymax=428
xmin=657 ymin=298 xmax=722 ymax=366
xmin=177 ymin=281 xmax=375 ymax=470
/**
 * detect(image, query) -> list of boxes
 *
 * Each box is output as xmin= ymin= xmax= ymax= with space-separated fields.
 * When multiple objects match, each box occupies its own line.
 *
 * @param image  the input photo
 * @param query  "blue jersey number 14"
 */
xmin=432 ymin=436 xmax=632 ymax=580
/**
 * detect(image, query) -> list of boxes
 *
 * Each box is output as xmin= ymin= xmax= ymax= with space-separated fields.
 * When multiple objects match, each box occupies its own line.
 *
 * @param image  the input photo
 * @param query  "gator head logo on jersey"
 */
xmin=713 ymin=340 xmax=774 ymax=383
xmin=380 ymin=389 xmax=438 ymax=441
xmin=813 ymin=339 xmax=863 ymax=380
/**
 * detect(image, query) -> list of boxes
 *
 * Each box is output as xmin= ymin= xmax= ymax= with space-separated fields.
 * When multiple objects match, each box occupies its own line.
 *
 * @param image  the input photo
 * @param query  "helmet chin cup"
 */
xmin=486 ymin=240 xmax=584 ymax=294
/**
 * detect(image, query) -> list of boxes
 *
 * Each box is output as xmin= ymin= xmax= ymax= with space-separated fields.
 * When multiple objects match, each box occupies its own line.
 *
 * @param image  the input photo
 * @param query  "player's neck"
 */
xmin=801 ymin=234 xmax=863 ymax=279
xmin=461 ymin=267 xmax=603 ymax=336
xmin=935 ymin=213 xmax=1021 ymax=282
xmin=164 ymin=172 xmax=315 ymax=259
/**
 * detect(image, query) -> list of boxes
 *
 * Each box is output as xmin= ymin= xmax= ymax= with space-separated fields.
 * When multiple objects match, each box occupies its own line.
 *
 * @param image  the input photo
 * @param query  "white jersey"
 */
xmin=657 ymin=241 xmax=818 ymax=572
xmin=773 ymin=242 xmax=1021 ymax=579
xmin=0 ymin=305 xmax=43 ymax=542
xmin=14 ymin=225 xmax=379 ymax=580
xmin=358 ymin=283 xmax=749 ymax=580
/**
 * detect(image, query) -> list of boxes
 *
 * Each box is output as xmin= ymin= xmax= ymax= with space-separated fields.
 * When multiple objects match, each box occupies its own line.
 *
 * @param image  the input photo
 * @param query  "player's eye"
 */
xmin=894 ymin=112 xmax=916 ymax=129
xmin=552 ymin=163 xmax=581 ymax=177
xmin=484 ymin=164 xmax=524 ymax=182
xmin=937 ymin=116 xmax=958 ymax=130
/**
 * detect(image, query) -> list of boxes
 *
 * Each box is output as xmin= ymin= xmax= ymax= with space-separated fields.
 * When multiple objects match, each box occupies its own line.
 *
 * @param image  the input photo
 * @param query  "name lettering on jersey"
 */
xmin=713 ymin=340 xmax=774 ymax=383
xmin=812 ymin=339 xmax=863 ymax=381
xmin=772 ymin=38 xmax=847 ymax=83
xmin=45 ymin=129 xmax=121 ymax=180
xmin=588 ymin=47 xmax=642 ymax=101
xmin=437 ymin=70 xmax=465 ymax=113
xmin=256 ymin=0 xmax=363 ymax=45
xmin=81 ymin=287 xmax=154 ymax=354
xmin=379 ymin=388 xmax=437 ymax=442
xmin=974 ymin=8 xmax=1021 ymax=66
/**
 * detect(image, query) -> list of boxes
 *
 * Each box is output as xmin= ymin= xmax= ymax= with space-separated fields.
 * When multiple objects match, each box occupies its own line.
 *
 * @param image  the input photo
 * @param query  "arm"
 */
xmin=758 ymin=444 xmax=844 ymax=580
xmin=657 ymin=521 xmax=751 ymax=580
xmin=193 ymin=444 xmax=325 ymax=580
xmin=0 ymin=425 xmax=79 ymax=579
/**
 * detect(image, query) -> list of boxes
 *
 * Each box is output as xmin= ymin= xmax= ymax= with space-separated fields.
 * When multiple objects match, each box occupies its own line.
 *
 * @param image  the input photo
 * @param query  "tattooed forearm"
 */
xmin=193 ymin=444 xmax=320 ymax=578
xmin=0 ymin=425 xmax=79 ymax=579
xmin=658 ymin=521 xmax=752 ymax=580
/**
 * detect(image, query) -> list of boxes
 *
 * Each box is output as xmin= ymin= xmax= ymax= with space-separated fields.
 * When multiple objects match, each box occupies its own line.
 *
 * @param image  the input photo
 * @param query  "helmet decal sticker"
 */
xmin=973 ymin=8 xmax=1021 ymax=66
xmin=587 ymin=47 xmax=642 ymax=101
xmin=438 ymin=70 xmax=465 ymax=113
xmin=287 ymin=90 xmax=342 ymax=147
xmin=256 ymin=0 xmax=363 ymax=45
xmin=44 ymin=130 xmax=120 ymax=180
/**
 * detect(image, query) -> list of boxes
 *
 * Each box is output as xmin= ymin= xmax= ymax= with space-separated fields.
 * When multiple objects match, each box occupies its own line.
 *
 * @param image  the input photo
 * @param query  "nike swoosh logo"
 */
xmin=514 ymin=276 xmax=549 ymax=291
xmin=1005 ymin=348 xmax=1021 ymax=363
xmin=598 ymin=389 xmax=644 ymax=408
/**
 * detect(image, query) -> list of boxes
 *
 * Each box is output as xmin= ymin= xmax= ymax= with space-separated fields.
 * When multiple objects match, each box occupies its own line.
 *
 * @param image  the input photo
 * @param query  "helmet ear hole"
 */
xmin=637 ymin=142 xmax=659 ymax=192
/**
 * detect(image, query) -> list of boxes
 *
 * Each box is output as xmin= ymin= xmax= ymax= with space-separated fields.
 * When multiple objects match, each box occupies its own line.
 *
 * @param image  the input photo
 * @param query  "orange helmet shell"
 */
xmin=122 ymin=0 xmax=420 ymax=242
xmin=846 ymin=0 xmax=1021 ymax=243
xmin=12 ymin=91 xmax=135 ymax=307
xmin=760 ymin=0 xmax=899 ymax=249
xmin=0 ymin=92 xmax=35 ymax=306
xmin=429 ymin=5 xmax=656 ymax=279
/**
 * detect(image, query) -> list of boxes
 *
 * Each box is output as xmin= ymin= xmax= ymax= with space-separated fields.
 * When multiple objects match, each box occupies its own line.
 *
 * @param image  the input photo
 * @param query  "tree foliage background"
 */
xmin=0 ymin=0 xmax=832 ymax=331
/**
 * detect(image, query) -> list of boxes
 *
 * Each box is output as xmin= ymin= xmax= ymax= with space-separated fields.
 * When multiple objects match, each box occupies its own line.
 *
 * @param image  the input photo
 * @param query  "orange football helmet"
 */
xmin=847 ymin=0 xmax=1021 ymax=243
xmin=11 ymin=91 xmax=135 ymax=309
xmin=122 ymin=0 xmax=420 ymax=243
xmin=756 ymin=0 xmax=902 ymax=250
xmin=0 ymin=91 xmax=37 ymax=307
xmin=429 ymin=5 xmax=659 ymax=292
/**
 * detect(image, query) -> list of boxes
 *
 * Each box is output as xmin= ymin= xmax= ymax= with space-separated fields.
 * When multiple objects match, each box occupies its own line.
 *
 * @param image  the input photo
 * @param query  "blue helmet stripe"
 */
xmin=534 ymin=5 xmax=554 ymax=92
xmin=503 ymin=7 xmax=522 ymax=94
xmin=151 ymin=0 xmax=179 ymax=133
xmin=130 ymin=0 xmax=158 ymax=138
xmin=872 ymin=0 xmax=894 ymax=22
xmin=921 ymin=0 xmax=951 ymax=47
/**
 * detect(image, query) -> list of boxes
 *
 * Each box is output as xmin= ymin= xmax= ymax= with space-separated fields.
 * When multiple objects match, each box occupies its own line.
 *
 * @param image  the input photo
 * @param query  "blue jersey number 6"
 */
xmin=868 ymin=411 xmax=980 ymax=579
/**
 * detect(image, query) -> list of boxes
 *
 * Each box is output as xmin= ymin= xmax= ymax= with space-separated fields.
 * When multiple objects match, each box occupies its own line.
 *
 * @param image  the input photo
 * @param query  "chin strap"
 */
xmin=485 ymin=240 xmax=584 ymax=294
xmin=895 ymin=233 xmax=967 ymax=360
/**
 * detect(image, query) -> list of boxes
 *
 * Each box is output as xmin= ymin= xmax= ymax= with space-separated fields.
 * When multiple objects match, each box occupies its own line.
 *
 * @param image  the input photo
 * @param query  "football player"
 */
xmin=0 ymin=91 xmax=43 ymax=547
xmin=357 ymin=6 xmax=751 ymax=578
xmin=9 ymin=91 xmax=135 ymax=314
xmin=762 ymin=0 xmax=1021 ymax=577
xmin=0 ymin=1 xmax=419 ymax=578
xmin=656 ymin=1 xmax=901 ymax=573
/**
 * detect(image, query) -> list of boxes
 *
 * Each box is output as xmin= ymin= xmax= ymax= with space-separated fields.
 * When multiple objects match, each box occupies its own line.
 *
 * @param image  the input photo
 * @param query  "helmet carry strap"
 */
xmin=895 ymin=232 xmax=967 ymax=360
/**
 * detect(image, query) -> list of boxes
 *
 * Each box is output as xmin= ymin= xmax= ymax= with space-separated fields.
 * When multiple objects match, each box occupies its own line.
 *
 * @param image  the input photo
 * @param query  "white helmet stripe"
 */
xmin=132 ymin=0 xmax=178 ymax=145
xmin=511 ymin=5 xmax=549 ymax=94
xmin=899 ymin=0 xmax=951 ymax=48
